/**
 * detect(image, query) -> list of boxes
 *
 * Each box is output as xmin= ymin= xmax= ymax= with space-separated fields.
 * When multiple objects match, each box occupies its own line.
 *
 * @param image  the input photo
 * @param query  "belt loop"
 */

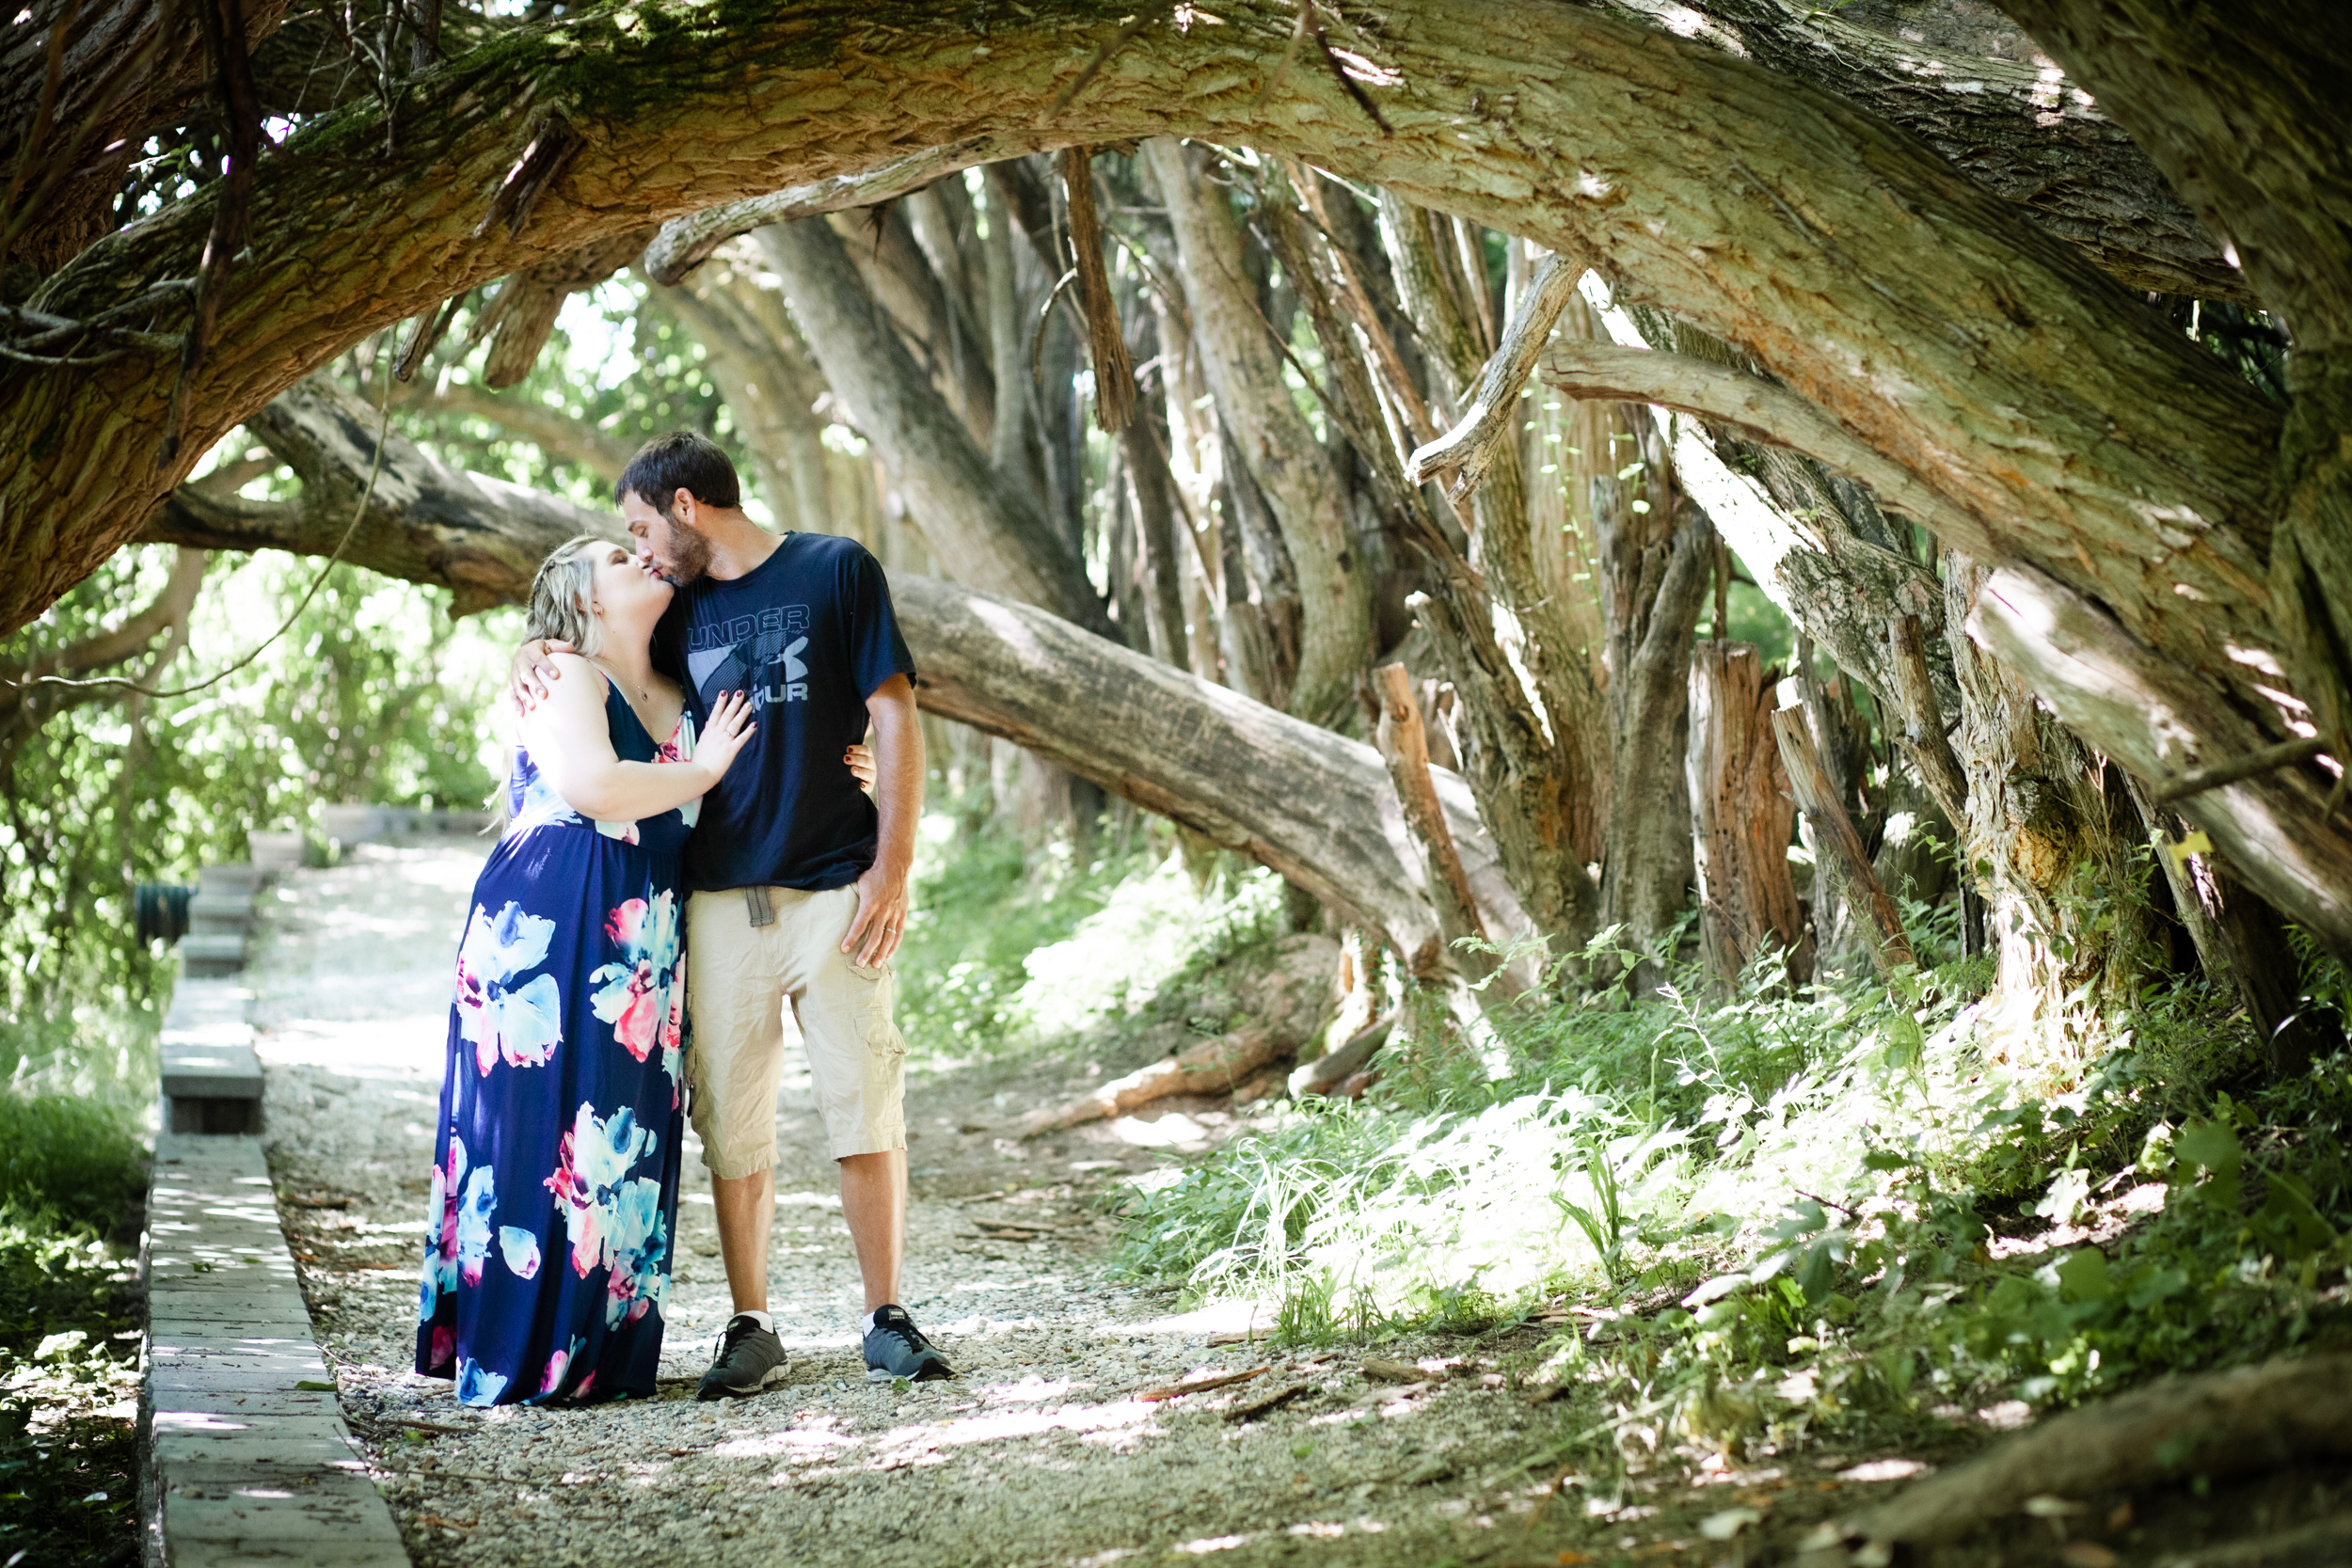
xmin=745 ymin=885 xmax=774 ymax=927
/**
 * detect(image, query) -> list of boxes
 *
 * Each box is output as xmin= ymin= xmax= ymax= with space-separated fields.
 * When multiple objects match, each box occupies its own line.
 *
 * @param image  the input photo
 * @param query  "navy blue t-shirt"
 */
xmin=651 ymin=532 xmax=916 ymax=894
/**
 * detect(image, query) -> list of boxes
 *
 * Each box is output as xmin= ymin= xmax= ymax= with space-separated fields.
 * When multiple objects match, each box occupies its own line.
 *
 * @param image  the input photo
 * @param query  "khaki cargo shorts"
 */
xmin=684 ymin=884 xmax=907 ymax=1175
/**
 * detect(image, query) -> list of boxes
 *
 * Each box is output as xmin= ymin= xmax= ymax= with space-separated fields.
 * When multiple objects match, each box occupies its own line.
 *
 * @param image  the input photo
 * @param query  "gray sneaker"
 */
xmin=697 ymin=1312 xmax=787 ymax=1401
xmin=863 ymin=1305 xmax=953 ymax=1383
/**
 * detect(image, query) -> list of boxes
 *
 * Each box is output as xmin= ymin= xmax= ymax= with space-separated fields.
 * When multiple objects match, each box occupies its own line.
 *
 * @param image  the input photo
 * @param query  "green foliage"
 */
xmin=893 ymin=809 xmax=1287 ymax=1063
xmin=0 ymin=546 xmax=512 ymax=1020
xmin=1115 ymin=903 xmax=2349 ymax=1457
xmin=0 ymin=1206 xmax=143 ymax=1565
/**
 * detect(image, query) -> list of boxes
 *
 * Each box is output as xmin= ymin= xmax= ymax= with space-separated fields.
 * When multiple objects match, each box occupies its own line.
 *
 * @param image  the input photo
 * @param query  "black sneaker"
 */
xmin=863 ymin=1305 xmax=952 ymax=1383
xmin=697 ymin=1312 xmax=787 ymax=1401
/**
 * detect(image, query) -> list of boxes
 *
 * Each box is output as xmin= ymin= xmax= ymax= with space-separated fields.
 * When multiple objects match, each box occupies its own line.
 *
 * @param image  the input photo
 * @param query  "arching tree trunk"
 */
xmin=755 ymin=216 xmax=1104 ymax=631
xmin=8 ymin=0 xmax=2350 ymax=955
xmin=1688 ymin=641 xmax=1809 ymax=987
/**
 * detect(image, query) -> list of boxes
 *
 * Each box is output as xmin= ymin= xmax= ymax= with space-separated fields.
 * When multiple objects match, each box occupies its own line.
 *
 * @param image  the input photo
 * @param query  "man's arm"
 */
xmin=844 ymin=673 xmax=923 ymax=968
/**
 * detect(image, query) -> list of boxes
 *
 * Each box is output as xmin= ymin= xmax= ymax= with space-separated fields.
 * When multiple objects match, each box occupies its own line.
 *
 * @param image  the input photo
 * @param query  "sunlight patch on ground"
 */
xmin=1108 ymin=1112 xmax=1210 ymax=1148
xmin=1121 ymin=1300 xmax=1272 ymax=1338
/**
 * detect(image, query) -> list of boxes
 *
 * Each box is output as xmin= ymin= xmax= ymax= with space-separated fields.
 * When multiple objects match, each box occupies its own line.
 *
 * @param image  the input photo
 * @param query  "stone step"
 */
xmin=145 ymin=1131 xmax=409 ymax=1567
xmin=188 ymin=891 xmax=254 ymax=923
xmin=198 ymin=862 xmax=264 ymax=895
xmin=179 ymin=934 xmax=247 ymax=977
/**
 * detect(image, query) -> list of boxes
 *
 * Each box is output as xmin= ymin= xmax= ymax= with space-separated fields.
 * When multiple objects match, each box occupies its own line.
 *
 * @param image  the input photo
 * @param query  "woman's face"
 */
xmin=590 ymin=543 xmax=673 ymax=630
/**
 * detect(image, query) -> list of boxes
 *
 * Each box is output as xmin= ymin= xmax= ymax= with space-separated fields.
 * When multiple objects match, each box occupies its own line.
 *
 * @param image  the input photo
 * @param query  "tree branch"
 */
xmin=1539 ymin=339 xmax=1989 ymax=551
xmin=1406 ymin=251 xmax=1581 ymax=499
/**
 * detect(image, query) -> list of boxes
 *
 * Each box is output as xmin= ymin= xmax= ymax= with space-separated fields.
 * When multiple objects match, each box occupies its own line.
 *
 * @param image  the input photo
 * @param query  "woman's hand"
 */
xmin=844 ymin=742 xmax=877 ymax=792
xmin=694 ymin=690 xmax=757 ymax=785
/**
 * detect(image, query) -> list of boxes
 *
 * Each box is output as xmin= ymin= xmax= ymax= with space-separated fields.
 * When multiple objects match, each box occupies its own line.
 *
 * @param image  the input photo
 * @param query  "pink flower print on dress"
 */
xmin=419 ymin=1136 xmax=466 ymax=1322
xmin=539 ymin=1335 xmax=583 ymax=1400
xmin=590 ymin=891 xmax=681 ymax=1071
xmin=453 ymin=901 xmax=564 ymax=1075
xmin=542 ymin=1101 xmax=669 ymax=1327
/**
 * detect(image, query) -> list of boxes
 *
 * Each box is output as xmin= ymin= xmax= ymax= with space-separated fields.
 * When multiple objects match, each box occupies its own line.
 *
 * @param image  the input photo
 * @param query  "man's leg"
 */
xmin=684 ymin=890 xmax=792 ymax=1399
xmin=713 ymin=1164 xmax=777 ymax=1315
xmin=837 ymin=1149 xmax=905 ymax=1312
xmin=791 ymin=888 xmax=946 ymax=1378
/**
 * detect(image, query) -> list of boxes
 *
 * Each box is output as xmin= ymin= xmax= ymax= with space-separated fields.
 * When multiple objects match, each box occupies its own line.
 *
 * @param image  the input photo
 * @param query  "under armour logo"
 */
xmin=782 ymin=637 xmax=808 ymax=683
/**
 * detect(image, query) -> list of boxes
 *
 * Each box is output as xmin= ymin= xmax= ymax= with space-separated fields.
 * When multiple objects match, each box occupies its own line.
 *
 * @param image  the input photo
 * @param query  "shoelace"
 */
xmin=872 ymin=1316 xmax=930 ymax=1355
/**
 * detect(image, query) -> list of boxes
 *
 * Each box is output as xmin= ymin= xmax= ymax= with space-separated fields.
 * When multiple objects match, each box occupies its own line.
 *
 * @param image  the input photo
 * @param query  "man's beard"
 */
xmin=662 ymin=514 xmax=714 ymax=585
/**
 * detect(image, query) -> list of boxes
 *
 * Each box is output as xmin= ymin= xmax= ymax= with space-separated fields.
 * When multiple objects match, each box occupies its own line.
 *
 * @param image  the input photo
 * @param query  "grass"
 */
xmin=894 ymin=808 xmax=1291 ymax=1067
xmin=1111 ymin=913 xmax=2352 ymax=1472
xmin=0 ymin=1006 xmax=155 ymax=1567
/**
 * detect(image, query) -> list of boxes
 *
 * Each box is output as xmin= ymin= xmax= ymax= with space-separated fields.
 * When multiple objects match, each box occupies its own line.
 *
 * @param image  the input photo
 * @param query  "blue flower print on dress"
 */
xmin=455 ymin=1163 xmax=497 ymax=1287
xmin=456 ymin=1356 xmax=511 ymax=1407
xmin=417 ymin=680 xmax=687 ymax=1405
xmin=419 ymin=1133 xmax=468 ymax=1323
xmin=498 ymin=1225 xmax=542 ymax=1280
xmin=544 ymin=1101 xmax=669 ymax=1328
xmin=454 ymin=901 xmax=564 ymax=1075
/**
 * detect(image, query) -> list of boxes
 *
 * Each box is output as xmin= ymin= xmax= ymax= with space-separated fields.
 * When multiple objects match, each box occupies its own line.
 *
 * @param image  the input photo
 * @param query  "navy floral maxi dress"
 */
xmin=416 ymin=683 xmax=697 ymax=1406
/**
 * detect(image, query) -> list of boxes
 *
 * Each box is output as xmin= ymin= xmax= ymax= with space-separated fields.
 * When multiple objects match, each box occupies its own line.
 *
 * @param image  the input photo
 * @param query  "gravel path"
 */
xmin=246 ymin=841 xmax=1588 ymax=1568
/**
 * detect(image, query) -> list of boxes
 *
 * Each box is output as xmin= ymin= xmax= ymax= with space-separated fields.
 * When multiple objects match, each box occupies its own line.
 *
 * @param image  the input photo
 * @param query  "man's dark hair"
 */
xmin=616 ymin=431 xmax=741 ymax=515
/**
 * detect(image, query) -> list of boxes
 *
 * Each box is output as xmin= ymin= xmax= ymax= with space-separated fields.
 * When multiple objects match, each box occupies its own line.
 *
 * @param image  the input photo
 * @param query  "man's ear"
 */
xmin=673 ymin=487 xmax=696 ymax=529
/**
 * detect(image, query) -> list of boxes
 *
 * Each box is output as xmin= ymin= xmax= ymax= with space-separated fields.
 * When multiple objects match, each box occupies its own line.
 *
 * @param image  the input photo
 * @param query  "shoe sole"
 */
xmin=697 ymin=1364 xmax=789 ymax=1401
xmin=865 ymin=1364 xmax=952 ymax=1384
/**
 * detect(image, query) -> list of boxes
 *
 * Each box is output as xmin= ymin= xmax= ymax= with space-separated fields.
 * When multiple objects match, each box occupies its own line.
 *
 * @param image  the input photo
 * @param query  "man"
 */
xmin=516 ymin=431 xmax=951 ymax=1397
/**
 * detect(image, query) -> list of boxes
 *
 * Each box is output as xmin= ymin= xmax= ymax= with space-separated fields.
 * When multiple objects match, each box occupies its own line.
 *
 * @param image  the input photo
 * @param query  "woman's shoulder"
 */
xmin=543 ymin=652 xmax=610 ymax=698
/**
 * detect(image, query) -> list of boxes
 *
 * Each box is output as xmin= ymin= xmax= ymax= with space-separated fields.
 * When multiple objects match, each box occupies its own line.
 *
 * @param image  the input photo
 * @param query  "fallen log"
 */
xmin=1808 ymin=1354 xmax=2352 ymax=1563
xmin=150 ymin=381 xmax=1534 ymax=964
xmin=1289 ymin=1011 xmax=1396 ymax=1100
xmin=1017 ymin=933 xmax=1340 ymax=1137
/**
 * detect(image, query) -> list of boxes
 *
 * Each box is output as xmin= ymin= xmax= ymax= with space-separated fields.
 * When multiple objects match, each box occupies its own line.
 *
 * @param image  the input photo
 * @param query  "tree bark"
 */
xmin=1772 ymin=703 xmax=1915 ymax=979
xmin=1996 ymin=0 xmax=2352 ymax=850
xmin=1595 ymin=477 xmax=1712 ymax=966
xmin=755 ymin=217 xmax=1103 ymax=630
xmin=1143 ymin=138 xmax=1372 ymax=727
xmin=1687 ymin=641 xmax=1809 ymax=986
xmin=1946 ymin=554 xmax=2160 ymax=1042
xmin=1373 ymin=662 xmax=1507 ymax=989
xmin=1836 ymin=1354 xmax=2352 ymax=1561
xmin=1 ymin=0 xmax=293 ymax=273
xmin=1611 ymin=0 xmax=2247 ymax=302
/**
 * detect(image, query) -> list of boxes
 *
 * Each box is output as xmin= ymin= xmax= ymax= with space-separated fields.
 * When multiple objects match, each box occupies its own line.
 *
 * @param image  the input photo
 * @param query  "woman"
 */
xmin=415 ymin=536 xmax=753 ymax=1406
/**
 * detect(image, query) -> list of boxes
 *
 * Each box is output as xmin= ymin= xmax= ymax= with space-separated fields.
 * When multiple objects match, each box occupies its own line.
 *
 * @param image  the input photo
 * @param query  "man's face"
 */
xmin=621 ymin=487 xmax=713 ymax=586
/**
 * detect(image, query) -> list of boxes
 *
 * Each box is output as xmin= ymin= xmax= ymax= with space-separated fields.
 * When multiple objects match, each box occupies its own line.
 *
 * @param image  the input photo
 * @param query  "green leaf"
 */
xmin=2056 ymin=1249 xmax=2112 ymax=1304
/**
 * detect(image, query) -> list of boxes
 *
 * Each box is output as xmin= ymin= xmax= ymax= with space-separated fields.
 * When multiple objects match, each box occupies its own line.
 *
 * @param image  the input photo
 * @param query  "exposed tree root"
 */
xmin=1803 ymin=1355 xmax=2352 ymax=1563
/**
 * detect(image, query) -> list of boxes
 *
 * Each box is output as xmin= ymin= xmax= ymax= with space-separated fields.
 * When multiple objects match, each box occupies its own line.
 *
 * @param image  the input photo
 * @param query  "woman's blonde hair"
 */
xmin=488 ymin=536 xmax=614 ymax=835
xmin=522 ymin=535 xmax=612 ymax=661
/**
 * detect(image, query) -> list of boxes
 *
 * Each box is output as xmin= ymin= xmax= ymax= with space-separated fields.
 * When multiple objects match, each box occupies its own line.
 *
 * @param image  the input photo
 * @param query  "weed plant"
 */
xmin=1115 ymin=915 xmax=2352 ymax=1466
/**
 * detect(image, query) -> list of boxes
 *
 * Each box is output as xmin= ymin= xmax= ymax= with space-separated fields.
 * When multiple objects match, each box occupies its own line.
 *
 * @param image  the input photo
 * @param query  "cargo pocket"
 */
xmin=844 ymin=959 xmax=906 ymax=1059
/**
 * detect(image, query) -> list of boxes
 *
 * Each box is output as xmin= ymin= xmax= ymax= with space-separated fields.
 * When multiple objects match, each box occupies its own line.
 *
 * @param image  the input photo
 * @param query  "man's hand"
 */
xmin=844 ymin=862 xmax=910 ymax=970
xmin=509 ymin=638 xmax=576 ymax=710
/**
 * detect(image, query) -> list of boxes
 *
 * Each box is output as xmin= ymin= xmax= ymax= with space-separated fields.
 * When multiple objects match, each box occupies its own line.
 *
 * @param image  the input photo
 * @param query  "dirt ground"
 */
xmin=241 ymin=839 xmax=2050 ymax=1568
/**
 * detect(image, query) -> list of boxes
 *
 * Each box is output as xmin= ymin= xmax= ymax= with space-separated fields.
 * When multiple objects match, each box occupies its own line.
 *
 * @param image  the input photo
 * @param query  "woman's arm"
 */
xmin=516 ymin=657 xmax=754 ymax=820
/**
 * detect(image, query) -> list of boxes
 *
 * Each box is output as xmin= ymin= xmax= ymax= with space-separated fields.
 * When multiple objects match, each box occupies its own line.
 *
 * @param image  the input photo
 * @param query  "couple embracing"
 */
xmin=413 ymin=432 xmax=952 ymax=1406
